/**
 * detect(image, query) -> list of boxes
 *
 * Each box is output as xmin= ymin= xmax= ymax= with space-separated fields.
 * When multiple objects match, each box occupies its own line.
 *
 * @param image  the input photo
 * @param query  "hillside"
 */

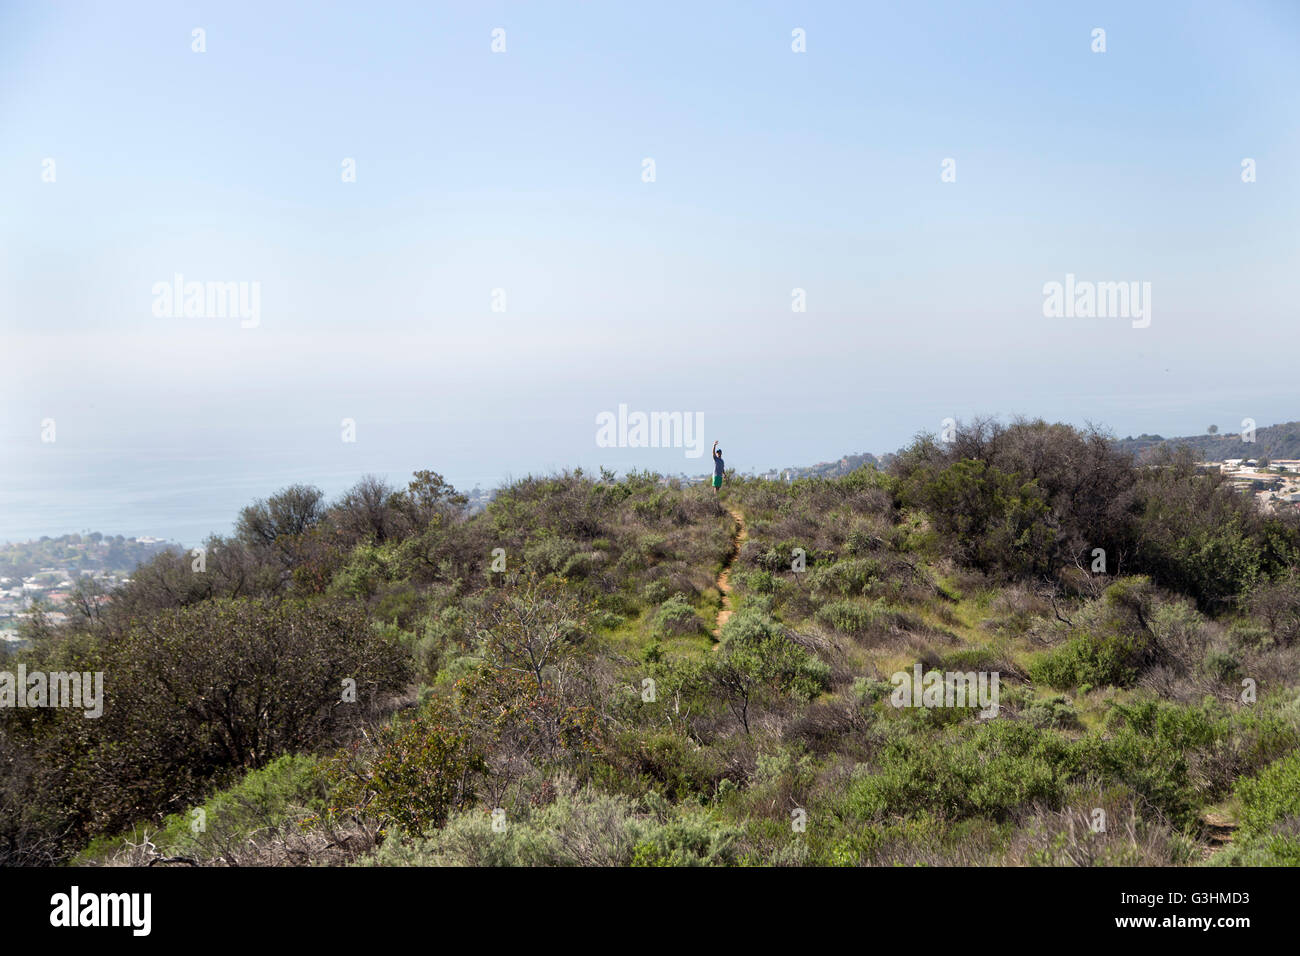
xmin=3 ymin=422 xmax=1300 ymax=868
xmin=1114 ymin=420 xmax=1300 ymax=462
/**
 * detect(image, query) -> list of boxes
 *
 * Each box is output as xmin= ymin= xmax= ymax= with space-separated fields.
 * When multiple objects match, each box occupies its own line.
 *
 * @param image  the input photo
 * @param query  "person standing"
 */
xmin=711 ymin=440 xmax=725 ymax=493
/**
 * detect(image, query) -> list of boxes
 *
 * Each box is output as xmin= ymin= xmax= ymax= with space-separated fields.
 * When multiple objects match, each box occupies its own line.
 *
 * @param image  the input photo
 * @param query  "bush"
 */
xmin=1023 ymin=694 xmax=1079 ymax=729
xmin=323 ymin=698 xmax=486 ymax=836
xmin=707 ymin=609 xmax=831 ymax=732
xmin=807 ymin=559 xmax=883 ymax=598
xmin=360 ymin=780 xmax=742 ymax=866
xmin=1235 ymin=751 xmax=1300 ymax=837
xmin=1202 ymin=649 xmax=1241 ymax=683
xmin=1029 ymin=629 xmax=1147 ymax=689
xmin=524 ymin=536 xmax=581 ymax=575
xmin=1214 ymin=751 xmax=1300 ymax=866
xmin=847 ymin=721 xmax=1082 ymax=823
xmin=815 ymin=599 xmax=885 ymax=635
xmin=618 ymin=730 xmax=722 ymax=801
xmin=79 ymin=754 xmax=327 ymax=864
xmin=653 ymin=594 xmax=701 ymax=637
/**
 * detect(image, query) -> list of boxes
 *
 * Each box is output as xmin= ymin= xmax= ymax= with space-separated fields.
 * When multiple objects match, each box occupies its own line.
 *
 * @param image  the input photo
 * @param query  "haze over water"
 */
xmin=3 ymin=1 xmax=1298 ymax=546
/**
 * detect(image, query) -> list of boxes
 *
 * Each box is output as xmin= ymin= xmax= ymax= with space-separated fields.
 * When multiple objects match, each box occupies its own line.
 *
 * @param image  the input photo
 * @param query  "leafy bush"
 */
xmin=79 ymin=754 xmax=327 ymax=864
xmin=653 ymin=594 xmax=701 ymax=637
xmin=524 ymin=536 xmax=581 ymax=575
xmin=1023 ymin=694 xmax=1079 ymax=729
xmin=707 ymin=609 xmax=830 ymax=732
xmin=323 ymin=698 xmax=486 ymax=836
xmin=815 ymin=599 xmax=884 ymax=634
xmin=1030 ymin=629 xmax=1147 ymax=689
xmin=1235 ymin=751 xmax=1300 ymax=837
xmin=360 ymin=781 xmax=742 ymax=866
xmin=848 ymin=721 xmax=1082 ymax=823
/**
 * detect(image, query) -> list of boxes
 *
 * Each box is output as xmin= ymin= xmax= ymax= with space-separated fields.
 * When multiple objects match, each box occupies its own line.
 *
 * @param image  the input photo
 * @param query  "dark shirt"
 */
xmin=714 ymin=453 xmax=724 ymax=476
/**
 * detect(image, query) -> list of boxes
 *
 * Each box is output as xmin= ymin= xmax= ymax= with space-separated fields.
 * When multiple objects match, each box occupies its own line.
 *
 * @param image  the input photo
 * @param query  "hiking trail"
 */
xmin=713 ymin=506 xmax=747 ymax=644
xmin=1200 ymin=809 xmax=1237 ymax=858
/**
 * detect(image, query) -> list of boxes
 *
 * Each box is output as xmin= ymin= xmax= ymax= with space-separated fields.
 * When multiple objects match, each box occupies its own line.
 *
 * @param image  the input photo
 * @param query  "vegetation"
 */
xmin=1116 ymin=419 xmax=1300 ymax=462
xmin=0 ymin=533 xmax=176 ymax=579
xmin=4 ymin=419 xmax=1300 ymax=867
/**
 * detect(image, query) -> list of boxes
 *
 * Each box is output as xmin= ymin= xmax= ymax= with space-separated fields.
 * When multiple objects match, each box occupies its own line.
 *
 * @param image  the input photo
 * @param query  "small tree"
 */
xmin=706 ymin=608 xmax=829 ymax=733
xmin=324 ymin=698 xmax=485 ymax=836
xmin=236 ymin=484 xmax=326 ymax=548
xmin=475 ymin=575 xmax=585 ymax=692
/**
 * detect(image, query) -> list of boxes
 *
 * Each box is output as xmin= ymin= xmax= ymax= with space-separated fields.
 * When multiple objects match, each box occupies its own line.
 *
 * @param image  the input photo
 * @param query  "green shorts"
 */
xmin=712 ymin=475 xmax=723 ymax=488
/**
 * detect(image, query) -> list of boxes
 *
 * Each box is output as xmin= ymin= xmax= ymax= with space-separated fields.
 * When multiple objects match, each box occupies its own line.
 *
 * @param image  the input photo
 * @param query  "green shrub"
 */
xmin=1235 ymin=751 xmax=1300 ymax=837
xmin=360 ymin=782 xmax=742 ymax=867
xmin=1202 ymin=648 xmax=1241 ymax=683
xmin=1212 ymin=751 xmax=1300 ymax=866
xmin=77 ymin=754 xmax=326 ymax=864
xmin=847 ymin=721 xmax=1082 ymax=823
xmin=815 ymin=599 xmax=885 ymax=634
xmin=323 ymin=698 xmax=486 ymax=836
xmin=1029 ymin=629 xmax=1146 ymax=689
xmin=524 ymin=536 xmax=581 ymax=575
xmin=653 ymin=594 xmax=701 ymax=636
xmin=1022 ymin=693 xmax=1079 ymax=729
xmin=807 ymin=559 xmax=883 ymax=597
xmin=619 ymin=730 xmax=722 ymax=801
xmin=740 ymin=570 xmax=776 ymax=594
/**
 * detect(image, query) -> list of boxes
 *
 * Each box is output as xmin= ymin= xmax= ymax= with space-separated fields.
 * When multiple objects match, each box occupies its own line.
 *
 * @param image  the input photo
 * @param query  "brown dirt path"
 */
xmin=1200 ymin=810 xmax=1237 ymax=859
xmin=713 ymin=507 xmax=747 ymax=644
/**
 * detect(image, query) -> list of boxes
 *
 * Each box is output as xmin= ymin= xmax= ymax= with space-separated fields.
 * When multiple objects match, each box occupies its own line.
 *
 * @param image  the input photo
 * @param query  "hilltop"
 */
xmin=3 ymin=421 xmax=1299 ymax=868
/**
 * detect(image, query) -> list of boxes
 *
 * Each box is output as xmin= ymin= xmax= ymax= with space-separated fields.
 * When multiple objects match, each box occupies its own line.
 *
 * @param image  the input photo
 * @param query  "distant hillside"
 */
xmin=0 ymin=533 xmax=179 ymax=580
xmin=1114 ymin=421 xmax=1300 ymax=462
xmin=772 ymin=420 xmax=1300 ymax=478
xmin=765 ymin=451 xmax=882 ymax=481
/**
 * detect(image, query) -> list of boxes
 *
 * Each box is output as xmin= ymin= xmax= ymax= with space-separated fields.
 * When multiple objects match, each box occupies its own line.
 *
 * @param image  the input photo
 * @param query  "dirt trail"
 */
xmin=1201 ymin=810 xmax=1237 ymax=858
xmin=713 ymin=507 xmax=747 ymax=643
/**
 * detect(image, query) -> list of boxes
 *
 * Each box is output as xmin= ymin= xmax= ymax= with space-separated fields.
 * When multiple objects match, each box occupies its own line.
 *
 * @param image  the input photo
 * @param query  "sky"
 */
xmin=2 ymin=0 xmax=1299 ymax=543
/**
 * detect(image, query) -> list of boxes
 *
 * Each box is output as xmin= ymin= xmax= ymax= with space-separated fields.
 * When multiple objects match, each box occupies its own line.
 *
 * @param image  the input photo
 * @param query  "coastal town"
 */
xmin=1211 ymin=458 xmax=1300 ymax=512
xmin=0 ymin=534 xmax=176 ymax=646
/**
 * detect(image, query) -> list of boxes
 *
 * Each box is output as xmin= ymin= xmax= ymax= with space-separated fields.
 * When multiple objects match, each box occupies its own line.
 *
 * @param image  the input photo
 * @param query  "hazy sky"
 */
xmin=2 ymin=1 xmax=1299 ymax=541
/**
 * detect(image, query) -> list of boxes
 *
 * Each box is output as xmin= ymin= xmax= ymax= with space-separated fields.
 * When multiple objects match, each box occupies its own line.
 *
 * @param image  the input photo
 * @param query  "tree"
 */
xmin=394 ymin=470 xmax=468 ymax=529
xmin=475 ymin=576 xmax=585 ymax=692
xmin=107 ymin=598 xmax=408 ymax=765
xmin=331 ymin=475 xmax=404 ymax=546
xmin=706 ymin=609 xmax=829 ymax=733
xmin=324 ymin=698 xmax=485 ymax=836
xmin=0 ymin=596 xmax=409 ymax=860
xmin=1207 ymin=425 xmax=1219 ymax=435
xmin=236 ymin=484 xmax=326 ymax=550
